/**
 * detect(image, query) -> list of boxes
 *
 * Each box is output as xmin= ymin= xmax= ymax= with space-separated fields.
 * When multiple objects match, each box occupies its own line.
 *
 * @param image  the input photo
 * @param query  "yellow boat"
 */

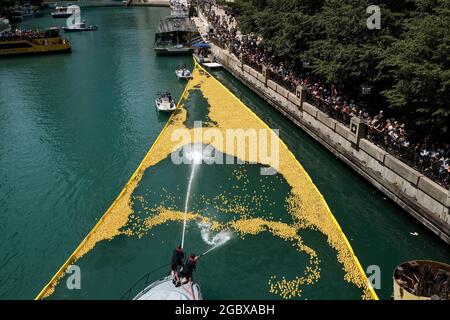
xmin=0 ymin=28 xmax=71 ymax=57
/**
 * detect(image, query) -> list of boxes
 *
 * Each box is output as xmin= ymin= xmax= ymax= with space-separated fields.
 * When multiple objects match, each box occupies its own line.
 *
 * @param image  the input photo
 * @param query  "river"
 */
xmin=0 ymin=6 xmax=448 ymax=300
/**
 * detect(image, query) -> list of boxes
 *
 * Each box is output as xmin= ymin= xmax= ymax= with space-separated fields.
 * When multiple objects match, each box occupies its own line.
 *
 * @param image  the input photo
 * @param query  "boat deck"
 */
xmin=134 ymin=276 xmax=202 ymax=300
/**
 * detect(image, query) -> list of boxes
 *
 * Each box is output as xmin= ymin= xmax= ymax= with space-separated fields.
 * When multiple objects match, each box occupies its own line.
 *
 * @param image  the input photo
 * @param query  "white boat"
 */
xmin=51 ymin=4 xmax=77 ymax=18
xmin=153 ymin=16 xmax=199 ymax=55
xmin=63 ymin=21 xmax=97 ymax=32
xmin=203 ymin=62 xmax=223 ymax=68
xmin=0 ymin=17 xmax=11 ymax=34
xmin=155 ymin=92 xmax=176 ymax=112
xmin=175 ymin=67 xmax=192 ymax=80
xmin=133 ymin=276 xmax=202 ymax=300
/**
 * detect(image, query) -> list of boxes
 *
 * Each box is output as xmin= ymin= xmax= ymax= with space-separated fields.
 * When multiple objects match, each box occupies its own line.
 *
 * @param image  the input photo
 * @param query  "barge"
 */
xmin=0 ymin=28 xmax=71 ymax=57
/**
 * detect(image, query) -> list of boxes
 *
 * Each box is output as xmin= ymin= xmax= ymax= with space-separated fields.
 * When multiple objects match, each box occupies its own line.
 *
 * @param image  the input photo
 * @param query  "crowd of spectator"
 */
xmin=196 ymin=0 xmax=449 ymax=188
xmin=366 ymin=112 xmax=450 ymax=186
xmin=0 ymin=29 xmax=46 ymax=41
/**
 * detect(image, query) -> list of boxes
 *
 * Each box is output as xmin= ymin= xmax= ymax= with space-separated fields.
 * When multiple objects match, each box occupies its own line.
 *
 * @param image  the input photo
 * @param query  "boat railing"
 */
xmin=119 ymin=263 xmax=170 ymax=300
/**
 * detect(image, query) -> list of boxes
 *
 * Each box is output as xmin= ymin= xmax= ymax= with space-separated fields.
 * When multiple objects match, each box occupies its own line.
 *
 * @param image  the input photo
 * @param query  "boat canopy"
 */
xmin=193 ymin=42 xmax=210 ymax=48
xmin=156 ymin=16 xmax=197 ymax=34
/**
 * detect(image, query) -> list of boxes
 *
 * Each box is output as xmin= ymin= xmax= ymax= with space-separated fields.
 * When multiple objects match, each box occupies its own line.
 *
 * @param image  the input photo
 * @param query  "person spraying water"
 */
xmin=172 ymin=225 xmax=232 ymax=287
xmin=132 ymin=145 xmax=234 ymax=300
xmin=173 ymin=145 xmax=233 ymax=288
xmin=180 ymin=254 xmax=199 ymax=285
xmin=171 ymin=245 xmax=184 ymax=286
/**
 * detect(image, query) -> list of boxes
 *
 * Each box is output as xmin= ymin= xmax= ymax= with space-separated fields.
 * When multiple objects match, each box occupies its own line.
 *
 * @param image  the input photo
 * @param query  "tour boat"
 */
xmin=0 ymin=28 xmax=71 ymax=57
xmin=51 ymin=4 xmax=77 ymax=18
xmin=175 ymin=67 xmax=192 ymax=80
xmin=153 ymin=16 xmax=201 ymax=55
xmin=133 ymin=276 xmax=202 ymax=300
xmin=63 ymin=21 xmax=97 ymax=32
xmin=155 ymin=92 xmax=176 ymax=112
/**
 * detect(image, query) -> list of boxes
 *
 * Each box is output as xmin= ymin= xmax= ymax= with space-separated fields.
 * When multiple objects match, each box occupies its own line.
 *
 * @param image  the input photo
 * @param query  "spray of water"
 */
xmin=181 ymin=144 xmax=227 ymax=253
xmin=198 ymin=222 xmax=232 ymax=256
xmin=181 ymin=163 xmax=197 ymax=248
xmin=181 ymin=146 xmax=203 ymax=248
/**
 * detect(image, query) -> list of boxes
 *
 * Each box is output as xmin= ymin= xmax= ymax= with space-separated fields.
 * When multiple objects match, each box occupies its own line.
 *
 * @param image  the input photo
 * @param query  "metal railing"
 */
xmin=119 ymin=263 xmax=170 ymax=300
xmin=304 ymin=90 xmax=350 ymax=125
xmin=269 ymin=71 xmax=296 ymax=93
xmin=209 ymin=36 xmax=226 ymax=49
xmin=245 ymin=59 xmax=263 ymax=73
xmin=367 ymin=130 xmax=450 ymax=189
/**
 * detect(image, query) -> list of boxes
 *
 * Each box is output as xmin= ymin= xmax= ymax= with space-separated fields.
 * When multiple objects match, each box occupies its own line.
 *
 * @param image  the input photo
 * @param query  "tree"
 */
xmin=381 ymin=2 xmax=450 ymax=135
xmin=236 ymin=0 xmax=322 ymax=63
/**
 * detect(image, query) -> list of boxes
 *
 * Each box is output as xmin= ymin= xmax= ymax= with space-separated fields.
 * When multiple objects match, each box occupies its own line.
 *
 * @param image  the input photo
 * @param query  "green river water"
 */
xmin=0 ymin=6 xmax=448 ymax=300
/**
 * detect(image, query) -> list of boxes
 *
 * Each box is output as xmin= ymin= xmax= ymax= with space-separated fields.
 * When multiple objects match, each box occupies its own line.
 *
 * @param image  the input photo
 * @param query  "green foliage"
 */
xmin=0 ymin=0 xmax=16 ymax=11
xmin=234 ymin=0 xmax=450 ymax=134
xmin=0 ymin=0 xmax=43 ymax=11
xmin=305 ymin=0 xmax=382 ymax=90
xmin=382 ymin=3 xmax=450 ymax=131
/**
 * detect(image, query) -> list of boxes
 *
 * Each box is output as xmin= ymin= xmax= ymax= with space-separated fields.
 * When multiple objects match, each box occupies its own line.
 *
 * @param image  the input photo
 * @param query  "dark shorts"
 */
xmin=181 ymin=270 xmax=193 ymax=279
xmin=171 ymin=262 xmax=182 ymax=271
